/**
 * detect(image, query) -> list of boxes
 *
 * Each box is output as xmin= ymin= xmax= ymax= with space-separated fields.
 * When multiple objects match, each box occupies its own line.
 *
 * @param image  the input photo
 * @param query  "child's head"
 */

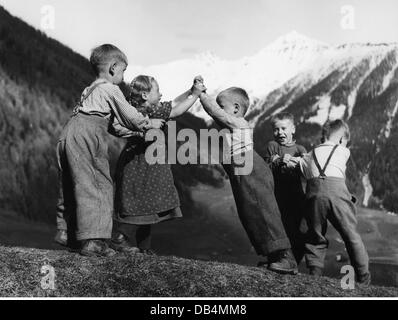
xmin=130 ymin=75 xmax=162 ymax=106
xmin=90 ymin=44 xmax=128 ymax=85
xmin=216 ymin=87 xmax=250 ymax=117
xmin=270 ymin=112 xmax=296 ymax=146
xmin=321 ymin=119 xmax=350 ymax=146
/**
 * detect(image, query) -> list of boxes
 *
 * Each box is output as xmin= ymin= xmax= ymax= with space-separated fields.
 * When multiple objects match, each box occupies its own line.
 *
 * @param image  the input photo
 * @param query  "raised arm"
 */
xmin=199 ymin=93 xmax=245 ymax=130
xmin=170 ymin=90 xmax=199 ymax=118
xmin=169 ymin=77 xmax=206 ymax=118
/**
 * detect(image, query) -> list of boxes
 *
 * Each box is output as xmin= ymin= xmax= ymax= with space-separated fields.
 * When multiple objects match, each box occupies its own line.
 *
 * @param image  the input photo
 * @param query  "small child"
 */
xmin=200 ymin=87 xmax=298 ymax=275
xmin=55 ymin=44 xmax=163 ymax=257
xmin=299 ymin=119 xmax=370 ymax=285
xmin=111 ymin=75 xmax=207 ymax=254
xmin=265 ymin=112 xmax=307 ymax=263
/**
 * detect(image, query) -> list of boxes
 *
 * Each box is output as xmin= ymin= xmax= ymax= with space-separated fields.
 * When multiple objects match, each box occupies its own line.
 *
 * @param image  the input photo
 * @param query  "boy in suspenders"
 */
xmin=299 ymin=120 xmax=370 ymax=285
xmin=55 ymin=44 xmax=164 ymax=257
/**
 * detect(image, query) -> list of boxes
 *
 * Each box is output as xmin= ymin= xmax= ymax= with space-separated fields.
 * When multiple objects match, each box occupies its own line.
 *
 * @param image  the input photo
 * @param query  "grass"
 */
xmin=0 ymin=245 xmax=397 ymax=297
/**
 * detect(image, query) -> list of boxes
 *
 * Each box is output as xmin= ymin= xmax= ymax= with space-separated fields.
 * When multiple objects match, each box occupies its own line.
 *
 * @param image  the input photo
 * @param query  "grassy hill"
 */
xmin=0 ymin=245 xmax=396 ymax=297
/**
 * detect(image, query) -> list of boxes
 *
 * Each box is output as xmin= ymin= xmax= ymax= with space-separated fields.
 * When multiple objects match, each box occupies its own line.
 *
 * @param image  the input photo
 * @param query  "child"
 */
xmin=264 ymin=112 xmax=307 ymax=263
xmin=111 ymin=75 xmax=207 ymax=254
xmin=55 ymin=44 xmax=163 ymax=257
xmin=199 ymin=87 xmax=298 ymax=275
xmin=299 ymin=119 xmax=370 ymax=285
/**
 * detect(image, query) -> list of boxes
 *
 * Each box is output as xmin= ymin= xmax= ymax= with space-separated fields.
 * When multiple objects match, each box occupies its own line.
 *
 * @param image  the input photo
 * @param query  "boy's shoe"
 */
xmin=80 ymin=239 xmax=117 ymax=258
xmin=357 ymin=272 xmax=371 ymax=286
xmin=268 ymin=249 xmax=298 ymax=275
xmin=257 ymin=260 xmax=268 ymax=267
xmin=140 ymin=249 xmax=157 ymax=256
xmin=54 ymin=230 xmax=68 ymax=247
xmin=309 ymin=266 xmax=323 ymax=276
xmin=110 ymin=233 xmax=140 ymax=254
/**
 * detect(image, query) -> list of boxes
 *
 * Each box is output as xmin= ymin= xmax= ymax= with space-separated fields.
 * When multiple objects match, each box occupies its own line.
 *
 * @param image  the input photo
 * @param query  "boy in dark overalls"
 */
xmin=200 ymin=87 xmax=297 ymax=275
xmin=265 ymin=112 xmax=307 ymax=263
xmin=299 ymin=119 xmax=370 ymax=285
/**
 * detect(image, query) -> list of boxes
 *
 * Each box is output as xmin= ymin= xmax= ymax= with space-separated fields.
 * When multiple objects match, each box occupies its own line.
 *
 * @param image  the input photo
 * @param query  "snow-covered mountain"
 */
xmin=129 ymin=31 xmax=398 ymax=211
xmin=248 ymin=38 xmax=398 ymax=211
xmin=127 ymin=31 xmax=328 ymax=120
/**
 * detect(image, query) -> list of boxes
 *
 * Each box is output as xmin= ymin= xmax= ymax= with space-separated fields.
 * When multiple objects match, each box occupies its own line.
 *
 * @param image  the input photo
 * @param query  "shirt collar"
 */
xmin=281 ymin=140 xmax=296 ymax=147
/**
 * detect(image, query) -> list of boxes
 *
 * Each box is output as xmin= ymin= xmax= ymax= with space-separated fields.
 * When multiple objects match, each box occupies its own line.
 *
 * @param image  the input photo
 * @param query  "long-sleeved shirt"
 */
xmin=300 ymin=142 xmax=350 ymax=179
xmin=199 ymin=94 xmax=253 ymax=157
xmin=265 ymin=140 xmax=307 ymax=171
xmin=265 ymin=140 xmax=306 ymax=194
xmin=76 ymin=78 xmax=149 ymax=134
xmin=111 ymin=101 xmax=173 ymax=138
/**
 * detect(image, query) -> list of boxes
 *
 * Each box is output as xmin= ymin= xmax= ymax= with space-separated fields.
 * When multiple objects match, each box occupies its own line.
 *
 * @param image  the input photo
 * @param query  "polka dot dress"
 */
xmin=114 ymin=101 xmax=182 ymax=225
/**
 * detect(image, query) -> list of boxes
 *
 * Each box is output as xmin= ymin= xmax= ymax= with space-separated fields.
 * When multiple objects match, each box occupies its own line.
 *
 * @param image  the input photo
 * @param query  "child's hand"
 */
xmin=194 ymin=75 xmax=204 ymax=85
xmin=282 ymin=154 xmax=292 ymax=165
xmin=286 ymin=157 xmax=301 ymax=169
xmin=289 ymin=156 xmax=301 ymax=164
xmin=191 ymin=75 xmax=207 ymax=96
xmin=145 ymin=119 xmax=165 ymax=130
xmin=271 ymin=154 xmax=281 ymax=163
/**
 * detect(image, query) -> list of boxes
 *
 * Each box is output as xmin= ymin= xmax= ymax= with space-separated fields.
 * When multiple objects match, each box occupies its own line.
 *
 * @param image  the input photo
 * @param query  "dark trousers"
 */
xmin=117 ymin=222 xmax=152 ymax=250
xmin=223 ymin=151 xmax=291 ymax=256
xmin=304 ymin=177 xmax=369 ymax=275
xmin=56 ymin=113 xmax=113 ymax=241
xmin=275 ymin=186 xmax=307 ymax=263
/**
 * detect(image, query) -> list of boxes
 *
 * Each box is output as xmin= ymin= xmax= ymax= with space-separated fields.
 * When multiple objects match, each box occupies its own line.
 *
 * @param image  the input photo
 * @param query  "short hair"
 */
xmin=129 ymin=75 xmax=156 ymax=105
xmin=270 ymin=112 xmax=295 ymax=126
xmin=90 ymin=44 xmax=128 ymax=75
xmin=217 ymin=87 xmax=250 ymax=115
xmin=321 ymin=119 xmax=350 ymax=143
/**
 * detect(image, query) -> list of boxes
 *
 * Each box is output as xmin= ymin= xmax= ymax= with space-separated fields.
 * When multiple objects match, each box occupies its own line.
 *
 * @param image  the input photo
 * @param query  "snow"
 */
xmin=362 ymin=172 xmax=374 ymax=207
xmin=125 ymin=31 xmax=329 ymax=121
xmin=329 ymin=104 xmax=347 ymax=120
xmin=384 ymin=99 xmax=398 ymax=139
xmin=306 ymin=96 xmax=331 ymax=125
xmin=380 ymin=51 xmax=398 ymax=95
xmin=125 ymin=32 xmax=397 ymax=124
xmin=347 ymin=51 xmax=388 ymax=119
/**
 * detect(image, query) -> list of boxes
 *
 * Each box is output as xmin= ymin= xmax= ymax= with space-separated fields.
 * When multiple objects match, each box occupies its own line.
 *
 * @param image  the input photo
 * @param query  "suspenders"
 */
xmin=312 ymin=144 xmax=339 ymax=179
xmin=72 ymin=81 xmax=108 ymax=116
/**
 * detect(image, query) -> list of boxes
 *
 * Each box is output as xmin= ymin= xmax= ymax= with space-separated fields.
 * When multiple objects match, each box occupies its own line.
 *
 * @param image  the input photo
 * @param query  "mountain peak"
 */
xmin=194 ymin=51 xmax=220 ymax=64
xmin=268 ymin=31 xmax=330 ymax=51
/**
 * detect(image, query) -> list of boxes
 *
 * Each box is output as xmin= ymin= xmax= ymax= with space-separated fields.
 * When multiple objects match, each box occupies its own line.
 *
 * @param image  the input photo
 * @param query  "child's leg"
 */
xmin=116 ymin=221 xmax=135 ymax=239
xmin=56 ymin=140 xmax=68 ymax=233
xmin=136 ymin=225 xmax=152 ymax=250
xmin=65 ymin=118 xmax=113 ymax=241
xmin=226 ymin=153 xmax=291 ymax=256
xmin=55 ymin=139 xmax=78 ymax=247
xmin=304 ymin=196 xmax=330 ymax=270
xmin=328 ymin=198 xmax=369 ymax=276
xmin=113 ymin=223 xmax=152 ymax=250
xmin=277 ymin=193 xmax=306 ymax=263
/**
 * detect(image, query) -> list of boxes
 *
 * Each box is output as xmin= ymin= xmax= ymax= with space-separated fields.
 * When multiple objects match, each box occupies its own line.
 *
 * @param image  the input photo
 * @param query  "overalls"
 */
xmin=56 ymin=82 xmax=114 ymax=242
xmin=223 ymin=150 xmax=291 ymax=256
xmin=304 ymin=145 xmax=369 ymax=275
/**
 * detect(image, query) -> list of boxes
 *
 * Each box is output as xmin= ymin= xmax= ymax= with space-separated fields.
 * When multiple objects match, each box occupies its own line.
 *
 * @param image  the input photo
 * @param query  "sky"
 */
xmin=0 ymin=0 xmax=397 ymax=67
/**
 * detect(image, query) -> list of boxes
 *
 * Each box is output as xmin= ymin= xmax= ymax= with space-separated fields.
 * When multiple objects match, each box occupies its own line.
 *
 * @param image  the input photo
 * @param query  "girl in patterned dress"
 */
xmin=111 ymin=75 xmax=206 ymax=254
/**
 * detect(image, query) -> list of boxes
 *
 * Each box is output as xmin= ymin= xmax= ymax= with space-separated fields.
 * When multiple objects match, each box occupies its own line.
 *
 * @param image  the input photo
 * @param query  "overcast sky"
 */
xmin=1 ymin=0 xmax=397 ymax=66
